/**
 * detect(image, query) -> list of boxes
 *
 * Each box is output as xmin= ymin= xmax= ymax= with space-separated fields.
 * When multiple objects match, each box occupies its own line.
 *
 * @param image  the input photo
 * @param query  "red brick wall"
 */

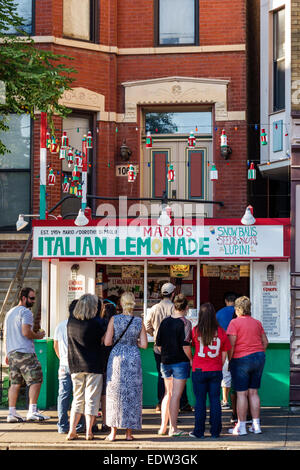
xmin=28 ymin=0 xmax=250 ymax=219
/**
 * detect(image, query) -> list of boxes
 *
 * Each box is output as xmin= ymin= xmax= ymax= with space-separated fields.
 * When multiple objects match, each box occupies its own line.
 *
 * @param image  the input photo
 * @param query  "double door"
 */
xmin=142 ymin=139 xmax=212 ymax=217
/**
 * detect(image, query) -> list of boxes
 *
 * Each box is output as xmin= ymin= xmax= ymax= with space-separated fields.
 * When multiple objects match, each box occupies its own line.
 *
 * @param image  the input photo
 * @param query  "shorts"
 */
xmin=230 ymin=352 xmax=265 ymax=392
xmin=161 ymin=361 xmax=190 ymax=380
xmin=8 ymin=351 xmax=43 ymax=387
xmin=221 ymin=358 xmax=231 ymax=388
xmin=71 ymin=372 xmax=103 ymax=416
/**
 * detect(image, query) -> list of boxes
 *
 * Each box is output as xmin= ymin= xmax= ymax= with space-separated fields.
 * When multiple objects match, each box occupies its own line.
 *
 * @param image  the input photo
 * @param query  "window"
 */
xmin=145 ymin=111 xmax=211 ymax=134
xmin=61 ymin=113 xmax=95 ymax=218
xmin=273 ymin=120 xmax=283 ymax=152
xmin=5 ymin=0 xmax=34 ymax=35
xmin=63 ymin=0 xmax=98 ymax=43
xmin=273 ymin=9 xmax=285 ymax=111
xmin=156 ymin=0 xmax=199 ymax=46
xmin=0 ymin=114 xmax=31 ymax=231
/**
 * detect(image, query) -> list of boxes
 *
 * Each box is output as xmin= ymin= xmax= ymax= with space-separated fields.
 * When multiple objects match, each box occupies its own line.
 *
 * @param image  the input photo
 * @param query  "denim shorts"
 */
xmin=230 ymin=352 xmax=265 ymax=392
xmin=161 ymin=361 xmax=190 ymax=380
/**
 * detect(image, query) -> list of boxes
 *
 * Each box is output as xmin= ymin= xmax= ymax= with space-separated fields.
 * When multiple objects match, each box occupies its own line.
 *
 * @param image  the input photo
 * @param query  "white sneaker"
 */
xmin=248 ymin=424 xmax=262 ymax=434
xmin=228 ymin=425 xmax=247 ymax=436
xmin=7 ymin=413 xmax=24 ymax=423
xmin=26 ymin=411 xmax=51 ymax=421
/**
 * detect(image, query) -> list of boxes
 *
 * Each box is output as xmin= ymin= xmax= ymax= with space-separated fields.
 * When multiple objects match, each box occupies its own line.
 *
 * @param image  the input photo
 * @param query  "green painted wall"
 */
xmin=141 ymin=343 xmax=290 ymax=407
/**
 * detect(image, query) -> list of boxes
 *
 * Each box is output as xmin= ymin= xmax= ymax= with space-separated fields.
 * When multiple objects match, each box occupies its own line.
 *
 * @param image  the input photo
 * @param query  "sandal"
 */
xmin=86 ymin=434 xmax=94 ymax=441
xmin=66 ymin=433 xmax=78 ymax=441
xmin=105 ymin=435 xmax=115 ymax=441
xmin=158 ymin=429 xmax=167 ymax=435
xmin=126 ymin=435 xmax=134 ymax=441
xmin=169 ymin=430 xmax=189 ymax=437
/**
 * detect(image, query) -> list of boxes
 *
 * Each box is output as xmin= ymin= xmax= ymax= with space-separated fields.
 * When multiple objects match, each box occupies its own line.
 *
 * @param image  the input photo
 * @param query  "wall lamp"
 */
xmin=220 ymin=145 xmax=232 ymax=160
xmin=74 ymin=208 xmax=89 ymax=226
xmin=241 ymin=205 xmax=256 ymax=225
xmin=16 ymin=214 xmax=40 ymax=231
xmin=16 ymin=213 xmax=59 ymax=231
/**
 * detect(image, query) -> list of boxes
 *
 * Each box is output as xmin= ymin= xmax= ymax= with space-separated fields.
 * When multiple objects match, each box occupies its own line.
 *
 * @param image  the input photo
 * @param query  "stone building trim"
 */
xmin=122 ymin=76 xmax=246 ymax=122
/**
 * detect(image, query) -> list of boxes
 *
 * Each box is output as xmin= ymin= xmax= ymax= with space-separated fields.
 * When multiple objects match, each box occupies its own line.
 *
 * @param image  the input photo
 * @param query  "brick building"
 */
xmin=0 ymin=1 xmax=291 ymax=408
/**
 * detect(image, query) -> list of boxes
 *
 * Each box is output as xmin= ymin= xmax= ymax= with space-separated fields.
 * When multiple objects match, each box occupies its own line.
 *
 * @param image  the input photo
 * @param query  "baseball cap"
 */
xmin=161 ymin=282 xmax=176 ymax=295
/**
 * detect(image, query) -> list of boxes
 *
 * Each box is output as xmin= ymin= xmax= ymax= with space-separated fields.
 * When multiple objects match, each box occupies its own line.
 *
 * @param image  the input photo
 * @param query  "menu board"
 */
xmin=261 ymin=276 xmax=280 ymax=336
xmin=252 ymin=262 xmax=290 ymax=343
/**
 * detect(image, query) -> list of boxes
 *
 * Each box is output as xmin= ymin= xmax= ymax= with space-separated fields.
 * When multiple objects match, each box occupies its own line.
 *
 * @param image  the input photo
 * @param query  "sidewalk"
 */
xmin=0 ymin=407 xmax=300 ymax=451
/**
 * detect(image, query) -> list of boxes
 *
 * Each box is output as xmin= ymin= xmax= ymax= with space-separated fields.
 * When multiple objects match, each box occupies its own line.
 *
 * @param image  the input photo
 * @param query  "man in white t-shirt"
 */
xmin=4 ymin=287 xmax=50 ymax=422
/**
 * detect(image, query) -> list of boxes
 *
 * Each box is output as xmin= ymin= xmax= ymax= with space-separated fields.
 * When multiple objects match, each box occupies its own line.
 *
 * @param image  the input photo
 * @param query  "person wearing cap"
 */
xmin=145 ymin=282 xmax=192 ymax=414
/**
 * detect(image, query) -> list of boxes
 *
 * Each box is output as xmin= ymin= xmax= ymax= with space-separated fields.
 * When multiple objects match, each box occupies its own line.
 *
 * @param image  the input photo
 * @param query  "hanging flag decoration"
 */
xmin=220 ymin=129 xmax=228 ymax=148
xmin=67 ymin=148 xmax=74 ymax=167
xmin=86 ymin=131 xmax=93 ymax=149
xmin=261 ymin=129 xmax=268 ymax=145
xmin=72 ymin=165 xmax=80 ymax=181
xmin=69 ymin=181 xmax=77 ymax=195
xmin=61 ymin=131 xmax=69 ymax=149
xmin=77 ymin=183 xmax=83 ymax=198
xmin=46 ymin=132 xmax=51 ymax=149
xmin=248 ymin=162 xmax=256 ymax=180
xmin=48 ymin=168 xmax=56 ymax=185
xmin=62 ymin=176 xmax=70 ymax=193
xmin=50 ymin=136 xmax=60 ymax=154
xmin=167 ymin=164 xmax=175 ymax=182
xmin=210 ymin=163 xmax=218 ymax=181
xmin=74 ymin=150 xmax=83 ymax=168
xmin=146 ymin=131 xmax=152 ymax=148
xmin=59 ymin=148 xmax=67 ymax=160
xmin=128 ymin=164 xmax=136 ymax=182
xmin=188 ymin=131 xmax=196 ymax=148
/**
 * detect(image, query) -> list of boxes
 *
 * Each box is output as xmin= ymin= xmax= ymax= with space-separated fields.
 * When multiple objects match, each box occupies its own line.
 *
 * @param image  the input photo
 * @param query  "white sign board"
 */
xmin=251 ymin=261 xmax=290 ymax=343
xmin=33 ymin=224 xmax=284 ymax=259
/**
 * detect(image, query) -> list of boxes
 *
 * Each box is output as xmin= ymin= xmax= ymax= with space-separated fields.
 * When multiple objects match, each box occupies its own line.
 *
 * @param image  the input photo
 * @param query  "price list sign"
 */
xmin=261 ymin=277 xmax=280 ymax=336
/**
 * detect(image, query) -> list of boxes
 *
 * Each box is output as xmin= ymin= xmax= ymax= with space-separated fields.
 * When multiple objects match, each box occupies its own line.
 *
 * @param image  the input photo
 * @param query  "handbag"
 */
xmin=112 ymin=316 xmax=134 ymax=347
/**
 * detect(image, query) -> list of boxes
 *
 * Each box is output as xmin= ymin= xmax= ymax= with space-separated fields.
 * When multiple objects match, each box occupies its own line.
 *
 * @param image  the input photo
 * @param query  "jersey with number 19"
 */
xmin=191 ymin=326 xmax=231 ymax=372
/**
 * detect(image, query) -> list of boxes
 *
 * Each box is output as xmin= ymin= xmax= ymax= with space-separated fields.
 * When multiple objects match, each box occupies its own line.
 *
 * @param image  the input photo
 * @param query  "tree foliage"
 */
xmin=0 ymin=0 xmax=75 ymax=154
xmin=145 ymin=112 xmax=177 ymax=134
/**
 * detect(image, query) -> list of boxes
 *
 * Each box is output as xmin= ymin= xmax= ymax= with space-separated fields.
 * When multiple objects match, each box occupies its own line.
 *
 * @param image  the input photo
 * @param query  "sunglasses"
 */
xmin=103 ymin=299 xmax=117 ymax=307
xmin=28 ymin=296 xmax=36 ymax=301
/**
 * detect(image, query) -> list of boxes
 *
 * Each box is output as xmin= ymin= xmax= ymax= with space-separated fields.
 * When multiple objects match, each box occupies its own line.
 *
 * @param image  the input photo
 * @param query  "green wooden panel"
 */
xmin=35 ymin=339 xmax=59 ymax=409
xmin=141 ymin=343 xmax=290 ymax=407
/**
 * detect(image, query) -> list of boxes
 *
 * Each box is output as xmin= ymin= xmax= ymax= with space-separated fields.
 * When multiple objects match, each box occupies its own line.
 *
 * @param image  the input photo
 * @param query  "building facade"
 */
xmin=0 ymin=0 xmax=291 ymax=408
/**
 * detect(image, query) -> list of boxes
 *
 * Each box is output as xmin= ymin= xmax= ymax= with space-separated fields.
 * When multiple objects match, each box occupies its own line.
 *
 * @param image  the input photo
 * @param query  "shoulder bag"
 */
xmin=112 ymin=316 xmax=134 ymax=348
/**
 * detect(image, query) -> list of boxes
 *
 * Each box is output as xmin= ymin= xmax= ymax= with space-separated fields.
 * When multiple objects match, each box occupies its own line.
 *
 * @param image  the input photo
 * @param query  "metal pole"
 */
xmin=40 ymin=112 xmax=47 ymax=220
xmin=197 ymin=259 xmax=200 ymax=312
xmin=82 ymin=136 xmax=87 ymax=211
xmin=143 ymin=259 xmax=148 ymax=320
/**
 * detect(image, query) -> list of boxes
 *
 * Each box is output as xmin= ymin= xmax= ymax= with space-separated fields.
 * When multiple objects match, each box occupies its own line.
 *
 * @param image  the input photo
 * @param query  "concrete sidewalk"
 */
xmin=0 ymin=407 xmax=299 ymax=451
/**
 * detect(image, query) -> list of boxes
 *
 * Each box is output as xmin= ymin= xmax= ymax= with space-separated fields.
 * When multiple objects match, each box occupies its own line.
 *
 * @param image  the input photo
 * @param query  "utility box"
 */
xmin=34 ymin=339 xmax=59 ymax=409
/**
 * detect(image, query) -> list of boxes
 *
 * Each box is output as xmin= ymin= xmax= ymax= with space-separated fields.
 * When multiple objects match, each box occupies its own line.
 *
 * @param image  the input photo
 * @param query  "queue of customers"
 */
xmin=4 ymin=284 xmax=268 ymax=439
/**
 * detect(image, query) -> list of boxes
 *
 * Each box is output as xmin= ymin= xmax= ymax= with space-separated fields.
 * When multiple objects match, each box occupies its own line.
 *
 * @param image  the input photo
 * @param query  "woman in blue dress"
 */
xmin=104 ymin=291 xmax=148 ymax=441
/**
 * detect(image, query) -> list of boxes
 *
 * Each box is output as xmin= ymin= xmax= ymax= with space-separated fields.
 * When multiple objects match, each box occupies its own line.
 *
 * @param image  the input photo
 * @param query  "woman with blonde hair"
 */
xmin=227 ymin=296 xmax=268 ymax=436
xmin=104 ymin=291 xmax=148 ymax=441
xmin=67 ymin=294 xmax=106 ymax=441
